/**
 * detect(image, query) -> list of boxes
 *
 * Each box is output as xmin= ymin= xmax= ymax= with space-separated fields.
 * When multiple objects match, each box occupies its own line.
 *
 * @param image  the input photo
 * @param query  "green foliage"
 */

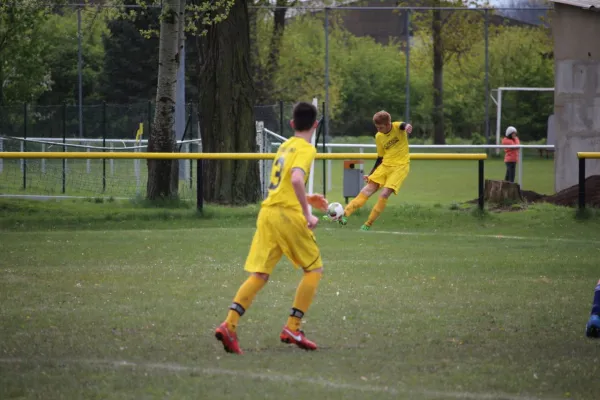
xmin=187 ymin=0 xmax=236 ymax=36
xmin=471 ymin=132 xmax=486 ymax=145
xmin=407 ymin=1 xmax=488 ymax=63
xmin=445 ymin=26 xmax=554 ymax=140
xmin=0 ymin=2 xmax=106 ymax=106
xmin=105 ymin=0 xmax=237 ymax=38
xmin=331 ymin=34 xmax=411 ymax=136
xmin=262 ymin=15 xmax=332 ymax=112
xmin=37 ymin=8 xmax=108 ymax=105
xmin=100 ymin=5 xmax=160 ymax=103
xmin=256 ymin=3 xmax=553 ymax=141
xmin=256 ymin=13 xmax=422 ymax=136
xmin=0 ymin=1 xmax=55 ymax=105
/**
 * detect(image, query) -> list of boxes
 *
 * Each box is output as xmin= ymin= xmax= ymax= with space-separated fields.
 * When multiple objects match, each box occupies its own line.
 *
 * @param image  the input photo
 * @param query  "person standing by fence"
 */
xmin=502 ymin=126 xmax=520 ymax=183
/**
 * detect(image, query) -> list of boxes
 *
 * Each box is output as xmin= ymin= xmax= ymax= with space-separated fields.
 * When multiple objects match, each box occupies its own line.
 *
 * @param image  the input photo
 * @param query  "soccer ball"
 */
xmin=327 ymin=202 xmax=344 ymax=220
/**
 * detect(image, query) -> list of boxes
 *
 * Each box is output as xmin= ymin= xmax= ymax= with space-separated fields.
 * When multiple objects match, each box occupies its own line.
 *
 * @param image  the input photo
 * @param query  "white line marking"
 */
xmin=324 ymin=228 xmax=600 ymax=245
xmin=0 ymin=357 xmax=557 ymax=400
xmin=1 ymin=224 xmax=596 ymax=245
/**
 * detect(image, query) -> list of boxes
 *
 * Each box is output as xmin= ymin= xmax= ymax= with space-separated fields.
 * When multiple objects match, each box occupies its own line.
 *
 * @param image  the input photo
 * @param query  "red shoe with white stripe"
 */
xmin=215 ymin=322 xmax=243 ymax=354
xmin=280 ymin=326 xmax=318 ymax=350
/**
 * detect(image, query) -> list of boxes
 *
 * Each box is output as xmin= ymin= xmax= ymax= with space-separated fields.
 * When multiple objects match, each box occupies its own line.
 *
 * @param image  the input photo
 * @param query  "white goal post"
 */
xmin=492 ymin=86 xmax=554 ymax=154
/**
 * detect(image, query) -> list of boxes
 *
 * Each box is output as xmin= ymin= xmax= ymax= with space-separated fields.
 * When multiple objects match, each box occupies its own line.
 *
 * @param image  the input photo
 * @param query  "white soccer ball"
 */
xmin=327 ymin=202 xmax=344 ymax=220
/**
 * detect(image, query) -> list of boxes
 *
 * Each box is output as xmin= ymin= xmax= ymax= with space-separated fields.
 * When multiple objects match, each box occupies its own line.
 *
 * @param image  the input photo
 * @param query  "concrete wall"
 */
xmin=553 ymin=3 xmax=600 ymax=192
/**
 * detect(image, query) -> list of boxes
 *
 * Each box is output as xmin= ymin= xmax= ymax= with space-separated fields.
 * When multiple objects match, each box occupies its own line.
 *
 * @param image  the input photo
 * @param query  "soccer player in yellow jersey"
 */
xmin=328 ymin=110 xmax=412 ymax=231
xmin=215 ymin=102 xmax=329 ymax=354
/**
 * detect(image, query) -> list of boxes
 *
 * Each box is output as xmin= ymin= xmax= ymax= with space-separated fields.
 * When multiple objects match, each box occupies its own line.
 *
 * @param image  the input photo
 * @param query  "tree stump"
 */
xmin=484 ymin=179 xmax=523 ymax=204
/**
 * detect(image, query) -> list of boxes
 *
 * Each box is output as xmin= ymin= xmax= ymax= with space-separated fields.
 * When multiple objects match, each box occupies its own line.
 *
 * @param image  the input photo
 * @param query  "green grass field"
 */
xmin=1 ymin=199 xmax=599 ymax=400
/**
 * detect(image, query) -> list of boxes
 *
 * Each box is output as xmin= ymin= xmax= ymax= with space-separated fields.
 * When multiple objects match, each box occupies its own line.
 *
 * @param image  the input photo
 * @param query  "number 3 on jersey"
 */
xmin=268 ymin=156 xmax=285 ymax=191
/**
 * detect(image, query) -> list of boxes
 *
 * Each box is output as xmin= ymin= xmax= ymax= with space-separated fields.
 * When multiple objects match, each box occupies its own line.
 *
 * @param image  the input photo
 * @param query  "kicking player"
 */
xmin=326 ymin=110 xmax=412 ymax=231
xmin=215 ymin=102 xmax=329 ymax=354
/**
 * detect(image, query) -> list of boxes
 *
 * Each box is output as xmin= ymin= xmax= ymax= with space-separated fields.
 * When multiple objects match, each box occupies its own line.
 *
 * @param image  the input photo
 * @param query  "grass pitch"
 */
xmin=1 ymin=200 xmax=599 ymax=399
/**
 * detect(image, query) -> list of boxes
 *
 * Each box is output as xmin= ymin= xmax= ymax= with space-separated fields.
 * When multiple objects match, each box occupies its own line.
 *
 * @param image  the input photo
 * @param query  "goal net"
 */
xmin=492 ymin=86 xmax=554 ymax=154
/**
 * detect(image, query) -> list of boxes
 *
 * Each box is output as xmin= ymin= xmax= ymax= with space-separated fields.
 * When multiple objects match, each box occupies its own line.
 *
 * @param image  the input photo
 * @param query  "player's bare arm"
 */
xmin=307 ymin=193 xmax=328 ymax=212
xmin=291 ymin=168 xmax=318 ymax=229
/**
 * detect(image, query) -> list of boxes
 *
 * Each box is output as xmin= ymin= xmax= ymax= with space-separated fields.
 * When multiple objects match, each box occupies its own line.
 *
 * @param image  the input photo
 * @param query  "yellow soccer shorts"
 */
xmin=368 ymin=163 xmax=410 ymax=194
xmin=244 ymin=206 xmax=323 ymax=275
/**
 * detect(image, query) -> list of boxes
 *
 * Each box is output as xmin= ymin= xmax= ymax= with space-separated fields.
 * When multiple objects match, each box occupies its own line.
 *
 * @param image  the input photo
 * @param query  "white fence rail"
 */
xmin=0 ymin=137 xmax=202 ymax=186
xmin=262 ymin=127 xmax=554 ymax=191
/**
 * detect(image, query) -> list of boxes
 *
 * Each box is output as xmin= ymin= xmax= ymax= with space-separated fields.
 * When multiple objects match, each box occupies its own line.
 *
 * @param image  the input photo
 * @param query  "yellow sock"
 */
xmin=366 ymin=197 xmax=388 ymax=227
xmin=225 ymin=275 xmax=267 ymax=332
xmin=344 ymin=192 xmax=369 ymax=217
xmin=286 ymin=271 xmax=322 ymax=331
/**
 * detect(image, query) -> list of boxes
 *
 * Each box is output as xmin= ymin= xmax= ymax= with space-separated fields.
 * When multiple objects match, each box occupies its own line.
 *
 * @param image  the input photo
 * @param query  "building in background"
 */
xmin=550 ymin=0 xmax=600 ymax=192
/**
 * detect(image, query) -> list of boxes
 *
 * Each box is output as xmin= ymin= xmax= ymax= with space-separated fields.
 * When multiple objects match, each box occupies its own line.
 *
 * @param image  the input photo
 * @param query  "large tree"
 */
xmin=196 ymin=0 xmax=260 ymax=204
xmin=146 ymin=0 xmax=185 ymax=200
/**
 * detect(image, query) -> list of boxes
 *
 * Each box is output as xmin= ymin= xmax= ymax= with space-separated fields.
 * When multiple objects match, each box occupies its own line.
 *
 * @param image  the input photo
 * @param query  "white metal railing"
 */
xmin=0 ymin=137 xmax=201 ymax=150
xmin=0 ymin=137 xmax=202 ymax=187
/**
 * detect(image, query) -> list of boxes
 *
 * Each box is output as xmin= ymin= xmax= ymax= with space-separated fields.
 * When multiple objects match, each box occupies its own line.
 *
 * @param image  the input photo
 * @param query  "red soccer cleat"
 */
xmin=280 ymin=326 xmax=318 ymax=351
xmin=215 ymin=322 xmax=243 ymax=354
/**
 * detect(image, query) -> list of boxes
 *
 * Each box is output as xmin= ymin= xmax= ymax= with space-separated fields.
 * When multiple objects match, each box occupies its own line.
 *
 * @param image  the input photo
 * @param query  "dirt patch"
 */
xmin=541 ymin=175 xmax=600 ymax=208
xmin=467 ymin=175 xmax=600 ymax=209
xmin=521 ymin=190 xmax=546 ymax=203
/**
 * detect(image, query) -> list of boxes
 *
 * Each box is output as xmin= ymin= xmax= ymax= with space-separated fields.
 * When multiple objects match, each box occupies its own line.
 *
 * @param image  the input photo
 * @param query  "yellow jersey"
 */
xmin=262 ymin=136 xmax=316 ymax=211
xmin=375 ymin=121 xmax=410 ymax=166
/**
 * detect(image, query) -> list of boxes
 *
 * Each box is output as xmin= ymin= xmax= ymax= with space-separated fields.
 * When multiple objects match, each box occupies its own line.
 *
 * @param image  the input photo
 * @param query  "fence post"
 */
xmin=327 ymin=147 xmax=332 ymax=192
xmin=22 ymin=102 xmax=27 ymax=190
xmin=197 ymin=158 xmax=203 ymax=212
xmin=62 ymin=103 xmax=66 ymax=194
xmin=495 ymin=89 xmax=502 ymax=156
xmin=189 ymin=104 xmax=194 ymax=189
xmin=518 ymin=145 xmax=523 ymax=188
xmin=86 ymin=141 xmax=91 ymax=174
xmin=478 ymin=159 xmax=485 ymax=210
xmin=484 ymin=8 xmax=490 ymax=146
xmin=102 ymin=101 xmax=106 ymax=193
xmin=405 ymin=9 xmax=411 ymax=122
xmin=279 ymin=100 xmax=284 ymax=136
xmin=256 ymin=121 xmax=265 ymax=197
xmin=324 ymin=7 xmax=330 ymax=145
xmin=41 ymin=144 xmax=45 ymax=173
xmin=110 ymin=143 xmax=114 ymax=175
xmin=322 ymin=101 xmax=327 ymax=198
xmin=135 ymin=146 xmax=140 ymax=196
xmin=579 ymin=156 xmax=586 ymax=210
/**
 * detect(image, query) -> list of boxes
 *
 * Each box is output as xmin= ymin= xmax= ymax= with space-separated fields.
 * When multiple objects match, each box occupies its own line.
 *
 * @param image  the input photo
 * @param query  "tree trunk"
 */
xmin=432 ymin=4 xmax=445 ymax=145
xmin=484 ymin=179 xmax=523 ymax=204
xmin=146 ymin=0 xmax=182 ymax=200
xmin=196 ymin=0 xmax=260 ymax=205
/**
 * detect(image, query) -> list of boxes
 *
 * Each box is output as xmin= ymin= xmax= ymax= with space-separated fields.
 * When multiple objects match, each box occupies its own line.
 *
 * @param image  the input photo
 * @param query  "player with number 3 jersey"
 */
xmin=214 ymin=102 xmax=329 ymax=354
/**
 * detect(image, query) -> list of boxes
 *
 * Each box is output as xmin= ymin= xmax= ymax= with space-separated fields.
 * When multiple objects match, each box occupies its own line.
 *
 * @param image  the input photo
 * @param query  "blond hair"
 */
xmin=373 ymin=110 xmax=391 ymax=125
